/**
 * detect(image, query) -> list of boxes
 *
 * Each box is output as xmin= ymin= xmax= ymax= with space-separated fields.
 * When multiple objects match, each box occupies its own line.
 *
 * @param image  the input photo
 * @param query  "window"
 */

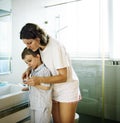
xmin=45 ymin=0 xmax=109 ymax=58
xmin=112 ymin=0 xmax=120 ymax=59
xmin=56 ymin=0 xmax=102 ymax=58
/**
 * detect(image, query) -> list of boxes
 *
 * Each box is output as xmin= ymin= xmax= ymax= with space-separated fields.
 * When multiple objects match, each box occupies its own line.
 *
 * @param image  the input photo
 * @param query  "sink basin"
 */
xmin=0 ymin=83 xmax=21 ymax=96
xmin=0 ymin=83 xmax=29 ymax=110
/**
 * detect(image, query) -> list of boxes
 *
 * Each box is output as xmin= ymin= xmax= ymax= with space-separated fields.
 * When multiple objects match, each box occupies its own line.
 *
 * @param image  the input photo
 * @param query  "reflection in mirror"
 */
xmin=0 ymin=11 xmax=12 ymax=74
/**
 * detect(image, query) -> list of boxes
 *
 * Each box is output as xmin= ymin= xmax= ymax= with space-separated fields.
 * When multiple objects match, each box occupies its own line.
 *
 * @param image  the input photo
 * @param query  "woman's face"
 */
xmin=23 ymin=38 xmax=40 ymax=51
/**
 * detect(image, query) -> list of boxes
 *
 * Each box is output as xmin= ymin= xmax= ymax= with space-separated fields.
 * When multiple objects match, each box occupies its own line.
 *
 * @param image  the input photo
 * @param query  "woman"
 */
xmin=20 ymin=23 xmax=82 ymax=123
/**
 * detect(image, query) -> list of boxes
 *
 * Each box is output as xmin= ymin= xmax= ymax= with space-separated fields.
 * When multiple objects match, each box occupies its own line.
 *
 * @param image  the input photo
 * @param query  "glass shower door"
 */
xmin=72 ymin=59 xmax=103 ymax=119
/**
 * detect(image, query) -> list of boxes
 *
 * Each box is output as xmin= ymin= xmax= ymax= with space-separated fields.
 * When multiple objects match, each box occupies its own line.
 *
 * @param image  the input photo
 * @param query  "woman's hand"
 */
xmin=24 ymin=76 xmax=41 ymax=86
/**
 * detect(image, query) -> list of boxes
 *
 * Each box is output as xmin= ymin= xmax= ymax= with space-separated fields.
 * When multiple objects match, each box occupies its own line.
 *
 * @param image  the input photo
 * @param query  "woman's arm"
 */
xmin=24 ymin=68 xmax=67 ymax=86
xmin=35 ymin=85 xmax=51 ymax=90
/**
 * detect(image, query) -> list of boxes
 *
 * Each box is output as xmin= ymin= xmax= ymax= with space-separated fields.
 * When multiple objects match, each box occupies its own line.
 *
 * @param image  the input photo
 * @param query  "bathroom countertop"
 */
xmin=0 ymin=101 xmax=29 ymax=119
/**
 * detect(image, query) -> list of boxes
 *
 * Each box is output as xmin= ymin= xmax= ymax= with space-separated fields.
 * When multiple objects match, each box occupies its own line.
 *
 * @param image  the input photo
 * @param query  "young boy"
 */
xmin=21 ymin=47 xmax=52 ymax=123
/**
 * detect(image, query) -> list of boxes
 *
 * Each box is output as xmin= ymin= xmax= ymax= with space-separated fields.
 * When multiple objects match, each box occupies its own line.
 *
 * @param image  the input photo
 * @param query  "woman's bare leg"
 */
xmin=59 ymin=102 xmax=78 ymax=123
xmin=52 ymin=100 xmax=78 ymax=123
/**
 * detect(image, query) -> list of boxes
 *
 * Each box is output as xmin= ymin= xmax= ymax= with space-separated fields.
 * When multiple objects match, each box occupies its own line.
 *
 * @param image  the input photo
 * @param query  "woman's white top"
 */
xmin=40 ymin=37 xmax=81 ymax=102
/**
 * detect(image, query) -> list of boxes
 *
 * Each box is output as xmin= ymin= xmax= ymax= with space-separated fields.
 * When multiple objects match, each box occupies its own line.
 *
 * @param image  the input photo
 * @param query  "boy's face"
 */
xmin=24 ymin=54 xmax=40 ymax=70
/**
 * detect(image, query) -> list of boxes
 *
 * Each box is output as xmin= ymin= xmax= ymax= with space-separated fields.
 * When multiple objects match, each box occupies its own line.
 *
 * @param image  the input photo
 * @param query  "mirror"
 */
xmin=0 ymin=0 xmax=12 ymax=74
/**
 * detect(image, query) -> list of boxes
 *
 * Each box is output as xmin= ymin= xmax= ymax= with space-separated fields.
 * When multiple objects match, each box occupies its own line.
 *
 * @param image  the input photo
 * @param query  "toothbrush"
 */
xmin=23 ymin=77 xmax=31 ymax=90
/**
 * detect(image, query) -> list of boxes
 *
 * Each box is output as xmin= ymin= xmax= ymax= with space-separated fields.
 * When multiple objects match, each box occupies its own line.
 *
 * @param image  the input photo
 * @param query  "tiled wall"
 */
xmin=72 ymin=59 xmax=120 ymax=122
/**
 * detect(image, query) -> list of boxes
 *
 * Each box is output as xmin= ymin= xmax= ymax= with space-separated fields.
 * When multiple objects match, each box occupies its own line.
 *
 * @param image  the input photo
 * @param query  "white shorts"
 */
xmin=52 ymin=80 xmax=81 ymax=102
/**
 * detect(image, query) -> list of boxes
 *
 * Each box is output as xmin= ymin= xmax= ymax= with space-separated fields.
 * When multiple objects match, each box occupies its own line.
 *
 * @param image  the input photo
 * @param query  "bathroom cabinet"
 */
xmin=0 ymin=83 xmax=30 ymax=123
xmin=0 ymin=102 xmax=30 ymax=123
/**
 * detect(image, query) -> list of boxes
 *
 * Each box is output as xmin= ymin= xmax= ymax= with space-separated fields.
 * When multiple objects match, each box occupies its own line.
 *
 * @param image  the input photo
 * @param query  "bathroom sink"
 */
xmin=0 ymin=83 xmax=29 ymax=110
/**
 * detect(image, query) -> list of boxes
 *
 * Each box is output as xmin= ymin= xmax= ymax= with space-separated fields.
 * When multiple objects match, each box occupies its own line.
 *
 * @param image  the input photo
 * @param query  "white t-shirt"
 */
xmin=40 ymin=37 xmax=81 ymax=102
